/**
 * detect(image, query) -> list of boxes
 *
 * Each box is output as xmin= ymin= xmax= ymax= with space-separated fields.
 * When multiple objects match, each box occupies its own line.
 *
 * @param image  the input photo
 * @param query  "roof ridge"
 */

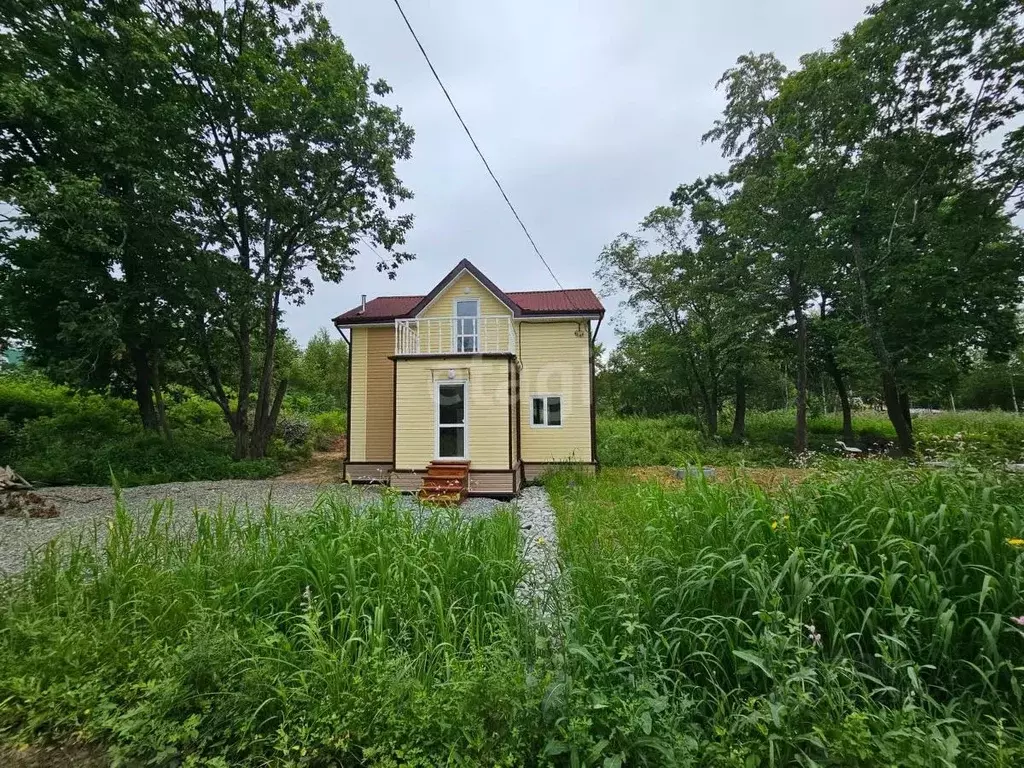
xmin=507 ymin=287 xmax=593 ymax=294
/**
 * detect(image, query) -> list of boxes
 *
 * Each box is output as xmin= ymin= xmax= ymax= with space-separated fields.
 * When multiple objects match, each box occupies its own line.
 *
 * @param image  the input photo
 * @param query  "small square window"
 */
xmin=531 ymin=395 xmax=563 ymax=427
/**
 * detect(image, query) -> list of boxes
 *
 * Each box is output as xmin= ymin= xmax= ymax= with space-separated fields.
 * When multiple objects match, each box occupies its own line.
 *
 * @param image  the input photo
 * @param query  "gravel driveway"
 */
xmin=0 ymin=480 xmax=511 ymax=576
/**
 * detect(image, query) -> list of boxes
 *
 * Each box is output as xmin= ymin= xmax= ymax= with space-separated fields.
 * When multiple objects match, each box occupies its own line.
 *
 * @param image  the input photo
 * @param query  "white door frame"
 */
xmin=435 ymin=379 xmax=469 ymax=460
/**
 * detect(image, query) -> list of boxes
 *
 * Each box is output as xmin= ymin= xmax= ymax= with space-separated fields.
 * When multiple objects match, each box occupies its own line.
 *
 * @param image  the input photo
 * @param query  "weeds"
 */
xmin=3 ymin=467 xmax=1024 ymax=764
xmin=0 ymin=492 xmax=540 ymax=764
xmin=598 ymin=409 xmax=1024 ymax=468
xmin=546 ymin=466 xmax=1024 ymax=764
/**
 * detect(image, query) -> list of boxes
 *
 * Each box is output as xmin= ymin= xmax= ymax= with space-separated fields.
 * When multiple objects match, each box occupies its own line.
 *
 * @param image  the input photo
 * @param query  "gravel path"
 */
xmin=0 ymin=480 xmax=505 ymax=576
xmin=514 ymin=486 xmax=562 ymax=613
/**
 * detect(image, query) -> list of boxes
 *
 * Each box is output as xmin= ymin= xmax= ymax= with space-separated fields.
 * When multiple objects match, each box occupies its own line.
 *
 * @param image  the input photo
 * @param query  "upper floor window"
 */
xmin=531 ymin=395 xmax=562 ymax=427
xmin=454 ymin=299 xmax=479 ymax=353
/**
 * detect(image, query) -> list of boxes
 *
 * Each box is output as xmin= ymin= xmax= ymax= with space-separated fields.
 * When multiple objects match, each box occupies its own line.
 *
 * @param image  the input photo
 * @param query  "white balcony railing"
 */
xmin=395 ymin=316 xmax=517 ymax=356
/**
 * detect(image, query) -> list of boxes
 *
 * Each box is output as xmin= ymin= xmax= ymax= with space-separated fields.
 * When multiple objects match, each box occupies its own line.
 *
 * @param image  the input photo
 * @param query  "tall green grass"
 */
xmin=546 ymin=468 xmax=1024 ymax=765
xmin=598 ymin=409 xmax=1024 ymax=467
xmin=5 ymin=469 xmax=1024 ymax=764
xmin=0 ymin=493 xmax=540 ymax=764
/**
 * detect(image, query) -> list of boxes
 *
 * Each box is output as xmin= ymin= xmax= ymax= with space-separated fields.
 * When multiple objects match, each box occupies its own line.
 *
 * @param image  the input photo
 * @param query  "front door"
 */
xmin=436 ymin=381 xmax=467 ymax=459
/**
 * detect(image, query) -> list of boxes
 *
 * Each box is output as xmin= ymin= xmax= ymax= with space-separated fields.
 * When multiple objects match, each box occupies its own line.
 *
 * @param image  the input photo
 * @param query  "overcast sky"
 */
xmin=289 ymin=1 xmax=870 ymax=345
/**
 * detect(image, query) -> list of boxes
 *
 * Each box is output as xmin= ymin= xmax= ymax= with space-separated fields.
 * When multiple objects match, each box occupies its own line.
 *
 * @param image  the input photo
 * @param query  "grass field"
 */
xmin=597 ymin=409 xmax=1024 ymax=467
xmin=2 ymin=463 xmax=1023 ymax=764
xmin=545 ymin=467 xmax=1024 ymax=765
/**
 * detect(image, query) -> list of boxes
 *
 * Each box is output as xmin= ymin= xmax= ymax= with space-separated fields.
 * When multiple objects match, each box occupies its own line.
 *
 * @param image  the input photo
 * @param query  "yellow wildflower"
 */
xmin=771 ymin=520 xmax=779 ymax=532
xmin=1007 ymin=538 xmax=1024 ymax=547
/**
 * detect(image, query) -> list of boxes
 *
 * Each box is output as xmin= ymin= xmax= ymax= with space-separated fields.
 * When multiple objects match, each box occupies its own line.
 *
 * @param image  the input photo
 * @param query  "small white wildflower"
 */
xmin=804 ymin=623 xmax=822 ymax=647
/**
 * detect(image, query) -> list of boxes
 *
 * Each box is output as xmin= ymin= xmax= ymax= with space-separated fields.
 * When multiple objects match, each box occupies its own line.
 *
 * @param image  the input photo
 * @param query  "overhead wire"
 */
xmin=389 ymin=0 xmax=581 ymax=311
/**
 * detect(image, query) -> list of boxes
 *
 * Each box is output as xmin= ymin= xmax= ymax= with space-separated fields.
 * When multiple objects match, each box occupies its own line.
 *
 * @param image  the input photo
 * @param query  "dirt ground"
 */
xmin=277 ymin=449 xmax=346 ymax=484
xmin=625 ymin=465 xmax=815 ymax=493
xmin=0 ymin=743 xmax=107 ymax=768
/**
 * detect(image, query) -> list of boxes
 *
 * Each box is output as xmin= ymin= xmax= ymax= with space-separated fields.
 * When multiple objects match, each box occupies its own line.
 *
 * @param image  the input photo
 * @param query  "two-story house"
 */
xmin=333 ymin=259 xmax=604 ymax=501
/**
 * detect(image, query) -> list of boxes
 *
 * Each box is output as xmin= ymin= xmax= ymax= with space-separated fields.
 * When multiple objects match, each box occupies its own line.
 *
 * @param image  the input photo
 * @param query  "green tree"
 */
xmin=159 ymin=0 xmax=414 ymax=458
xmin=290 ymin=327 xmax=349 ymax=411
xmin=777 ymin=0 xmax=1024 ymax=452
xmin=704 ymin=52 xmax=835 ymax=453
xmin=0 ymin=0 xmax=195 ymax=433
xmin=598 ymin=178 xmax=768 ymax=436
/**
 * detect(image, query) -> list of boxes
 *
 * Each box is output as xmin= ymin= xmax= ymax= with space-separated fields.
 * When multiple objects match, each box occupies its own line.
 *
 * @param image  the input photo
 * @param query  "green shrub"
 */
xmin=310 ymin=409 xmax=346 ymax=450
xmin=274 ymin=413 xmax=311 ymax=449
xmin=0 ymin=373 xmax=284 ymax=486
xmin=0 ymin=372 xmax=73 ymax=426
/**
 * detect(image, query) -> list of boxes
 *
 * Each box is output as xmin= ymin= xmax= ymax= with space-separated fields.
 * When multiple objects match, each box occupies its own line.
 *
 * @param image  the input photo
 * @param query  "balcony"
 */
xmin=395 ymin=316 xmax=517 ymax=356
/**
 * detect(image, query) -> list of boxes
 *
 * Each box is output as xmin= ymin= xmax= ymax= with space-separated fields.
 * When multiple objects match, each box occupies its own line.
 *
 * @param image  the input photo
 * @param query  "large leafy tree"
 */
xmin=159 ymin=0 xmax=415 ymax=458
xmin=0 ymin=0 xmax=196 ymax=433
xmin=289 ymin=327 xmax=349 ymax=411
xmin=704 ymin=52 xmax=837 ymax=453
xmin=777 ymin=0 xmax=1024 ymax=452
xmin=598 ymin=178 xmax=768 ymax=436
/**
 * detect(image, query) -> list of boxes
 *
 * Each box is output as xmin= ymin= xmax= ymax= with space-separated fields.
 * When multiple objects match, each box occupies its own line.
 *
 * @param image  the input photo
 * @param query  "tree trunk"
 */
xmin=851 ymin=229 xmax=914 ymax=454
xmin=231 ymin=311 xmax=254 ymax=461
xmin=152 ymin=357 xmax=171 ymax=441
xmin=792 ymin=291 xmax=809 ymax=454
xmin=898 ymin=389 xmax=912 ymax=432
xmin=129 ymin=346 xmax=159 ymax=431
xmin=706 ymin=400 xmax=719 ymax=436
xmin=732 ymin=370 xmax=746 ymax=440
xmin=881 ymin=372 xmax=914 ymax=455
xmin=824 ymin=354 xmax=854 ymax=443
xmin=250 ymin=378 xmax=288 ymax=458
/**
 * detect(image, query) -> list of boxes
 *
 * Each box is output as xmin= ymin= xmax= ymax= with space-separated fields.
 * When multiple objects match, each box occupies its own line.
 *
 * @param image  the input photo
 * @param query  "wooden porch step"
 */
xmin=419 ymin=461 xmax=470 ymax=505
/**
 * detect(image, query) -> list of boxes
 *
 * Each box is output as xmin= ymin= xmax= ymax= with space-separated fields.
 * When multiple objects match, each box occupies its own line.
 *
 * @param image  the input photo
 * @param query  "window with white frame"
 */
xmin=531 ymin=395 xmax=562 ymax=427
xmin=454 ymin=299 xmax=479 ymax=353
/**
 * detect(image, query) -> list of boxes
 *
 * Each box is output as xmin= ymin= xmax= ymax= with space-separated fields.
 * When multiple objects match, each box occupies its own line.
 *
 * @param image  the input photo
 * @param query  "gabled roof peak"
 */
xmin=332 ymin=259 xmax=604 ymax=326
xmin=405 ymin=259 xmax=520 ymax=318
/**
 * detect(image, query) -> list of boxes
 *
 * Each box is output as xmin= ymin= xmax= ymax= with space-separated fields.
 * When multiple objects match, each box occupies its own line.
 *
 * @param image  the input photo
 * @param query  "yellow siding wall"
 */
xmin=518 ymin=321 xmax=593 ymax=463
xmin=394 ymin=357 xmax=510 ymax=470
xmin=364 ymin=327 xmax=395 ymax=461
xmin=348 ymin=328 xmax=368 ymax=461
xmin=420 ymin=271 xmax=513 ymax=320
xmin=347 ymin=326 xmax=395 ymax=462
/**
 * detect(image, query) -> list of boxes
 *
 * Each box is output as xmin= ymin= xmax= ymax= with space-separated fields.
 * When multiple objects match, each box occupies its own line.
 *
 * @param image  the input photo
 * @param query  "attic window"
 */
xmin=531 ymin=395 xmax=562 ymax=427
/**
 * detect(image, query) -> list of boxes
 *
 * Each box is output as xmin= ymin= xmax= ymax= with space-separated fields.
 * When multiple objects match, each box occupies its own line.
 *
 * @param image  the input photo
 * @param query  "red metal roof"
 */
xmin=333 ymin=265 xmax=604 ymax=325
xmin=507 ymin=289 xmax=603 ymax=314
xmin=336 ymin=295 xmax=423 ymax=322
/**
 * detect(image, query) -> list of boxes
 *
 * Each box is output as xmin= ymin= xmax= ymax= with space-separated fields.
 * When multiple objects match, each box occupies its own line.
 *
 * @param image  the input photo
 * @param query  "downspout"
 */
xmin=334 ymin=322 xmax=352 ymax=469
xmin=589 ymin=313 xmax=603 ymax=468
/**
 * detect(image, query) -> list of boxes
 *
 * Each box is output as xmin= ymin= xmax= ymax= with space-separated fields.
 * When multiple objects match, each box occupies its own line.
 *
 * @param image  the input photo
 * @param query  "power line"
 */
xmin=389 ymin=0 xmax=579 ymax=311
